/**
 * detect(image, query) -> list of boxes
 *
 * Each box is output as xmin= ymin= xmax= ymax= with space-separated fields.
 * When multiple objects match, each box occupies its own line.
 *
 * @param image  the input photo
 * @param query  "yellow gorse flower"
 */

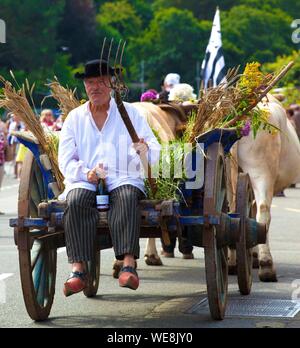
xmin=270 ymin=129 xmax=279 ymax=136
xmin=260 ymin=108 xmax=270 ymax=123
xmin=239 ymin=62 xmax=264 ymax=94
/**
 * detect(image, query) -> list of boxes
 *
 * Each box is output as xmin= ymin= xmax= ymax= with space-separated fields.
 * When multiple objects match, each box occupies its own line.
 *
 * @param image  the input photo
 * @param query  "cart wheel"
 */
xmin=203 ymin=143 xmax=228 ymax=320
xmin=17 ymin=151 xmax=57 ymax=321
xmin=236 ymin=173 xmax=254 ymax=295
xmin=83 ymin=250 xmax=100 ymax=297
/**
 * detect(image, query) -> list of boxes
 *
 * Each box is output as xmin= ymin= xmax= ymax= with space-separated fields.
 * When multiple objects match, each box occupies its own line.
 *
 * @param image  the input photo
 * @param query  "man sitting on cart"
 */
xmin=58 ymin=59 xmax=161 ymax=295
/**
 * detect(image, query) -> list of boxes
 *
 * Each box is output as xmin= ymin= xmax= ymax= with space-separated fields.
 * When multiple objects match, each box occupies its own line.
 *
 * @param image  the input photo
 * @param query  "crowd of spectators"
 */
xmin=0 ymin=109 xmax=61 ymax=214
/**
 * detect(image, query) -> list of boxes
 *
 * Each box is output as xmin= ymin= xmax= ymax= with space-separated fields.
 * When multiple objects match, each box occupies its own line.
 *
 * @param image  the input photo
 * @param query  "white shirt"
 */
xmin=58 ymin=98 xmax=161 ymax=199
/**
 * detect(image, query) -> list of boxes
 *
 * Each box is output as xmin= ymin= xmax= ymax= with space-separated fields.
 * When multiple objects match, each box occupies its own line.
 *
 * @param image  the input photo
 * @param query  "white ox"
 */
xmin=228 ymin=95 xmax=300 ymax=281
xmin=114 ymin=96 xmax=300 ymax=282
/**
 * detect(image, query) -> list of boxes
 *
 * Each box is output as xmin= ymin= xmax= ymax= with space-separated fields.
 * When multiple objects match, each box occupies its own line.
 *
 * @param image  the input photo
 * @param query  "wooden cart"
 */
xmin=9 ymin=128 xmax=266 ymax=321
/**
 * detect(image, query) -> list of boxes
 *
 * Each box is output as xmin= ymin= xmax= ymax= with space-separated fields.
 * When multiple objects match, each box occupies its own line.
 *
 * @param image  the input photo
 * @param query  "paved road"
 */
xmin=0 ymin=166 xmax=300 ymax=328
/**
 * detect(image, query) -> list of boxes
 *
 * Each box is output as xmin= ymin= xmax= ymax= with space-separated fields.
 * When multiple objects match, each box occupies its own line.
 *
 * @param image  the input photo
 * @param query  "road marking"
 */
xmin=0 ymin=273 xmax=14 ymax=281
xmin=57 ymin=247 xmax=66 ymax=254
xmin=271 ymin=204 xmax=277 ymax=208
xmin=285 ymin=208 xmax=300 ymax=213
xmin=0 ymin=273 xmax=13 ymax=304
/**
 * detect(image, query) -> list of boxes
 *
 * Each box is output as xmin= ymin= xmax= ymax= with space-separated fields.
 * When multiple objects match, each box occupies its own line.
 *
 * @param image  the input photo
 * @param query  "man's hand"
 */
xmin=87 ymin=163 xmax=106 ymax=184
xmin=133 ymin=138 xmax=149 ymax=156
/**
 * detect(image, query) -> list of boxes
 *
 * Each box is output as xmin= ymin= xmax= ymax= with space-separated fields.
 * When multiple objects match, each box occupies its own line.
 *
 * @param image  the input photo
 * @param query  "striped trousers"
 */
xmin=64 ymin=185 xmax=145 ymax=263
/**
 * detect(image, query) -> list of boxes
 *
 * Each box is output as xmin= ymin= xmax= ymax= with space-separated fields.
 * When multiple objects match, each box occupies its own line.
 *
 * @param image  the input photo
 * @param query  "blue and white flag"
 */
xmin=200 ymin=8 xmax=226 ymax=89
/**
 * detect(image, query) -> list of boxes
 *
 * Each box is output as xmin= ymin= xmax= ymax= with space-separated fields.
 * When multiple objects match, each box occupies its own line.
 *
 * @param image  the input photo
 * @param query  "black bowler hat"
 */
xmin=74 ymin=59 xmax=117 ymax=79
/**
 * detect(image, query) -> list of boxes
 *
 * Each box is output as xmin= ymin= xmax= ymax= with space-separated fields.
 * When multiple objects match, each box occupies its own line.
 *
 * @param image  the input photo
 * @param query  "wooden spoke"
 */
xmin=35 ymin=255 xmax=46 ymax=307
xmin=30 ymin=241 xmax=43 ymax=272
xmin=33 ymin=167 xmax=46 ymax=204
xmin=29 ymin=199 xmax=39 ymax=218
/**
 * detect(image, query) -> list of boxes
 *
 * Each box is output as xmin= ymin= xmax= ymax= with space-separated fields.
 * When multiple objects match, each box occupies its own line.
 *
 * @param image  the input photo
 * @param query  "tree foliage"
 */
xmin=0 ymin=0 xmax=299 ymax=103
xmin=97 ymin=0 xmax=142 ymax=38
xmin=263 ymin=51 xmax=300 ymax=87
xmin=0 ymin=0 xmax=65 ymax=70
xmin=152 ymin=0 xmax=236 ymax=19
xmin=57 ymin=0 xmax=99 ymax=65
xmin=222 ymin=5 xmax=294 ymax=68
xmin=130 ymin=7 xmax=211 ymax=89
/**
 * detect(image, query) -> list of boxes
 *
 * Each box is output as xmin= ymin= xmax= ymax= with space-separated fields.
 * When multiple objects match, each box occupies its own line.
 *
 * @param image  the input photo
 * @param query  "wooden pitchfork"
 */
xmin=100 ymin=38 xmax=158 ymax=196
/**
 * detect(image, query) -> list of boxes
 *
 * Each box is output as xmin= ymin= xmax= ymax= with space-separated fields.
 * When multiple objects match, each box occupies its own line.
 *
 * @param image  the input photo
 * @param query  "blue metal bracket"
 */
xmin=196 ymin=128 xmax=241 ymax=154
xmin=17 ymin=137 xmax=55 ymax=199
xmin=10 ymin=217 xmax=48 ymax=229
xmin=179 ymin=215 xmax=221 ymax=225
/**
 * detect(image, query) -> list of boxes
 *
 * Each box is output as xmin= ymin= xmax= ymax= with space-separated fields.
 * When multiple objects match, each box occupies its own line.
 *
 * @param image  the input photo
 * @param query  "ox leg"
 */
xmin=251 ymin=201 xmax=259 ymax=268
xmin=256 ymin=200 xmax=277 ymax=282
xmin=252 ymin=246 xmax=259 ymax=269
xmin=226 ymin=146 xmax=238 ymax=275
xmin=228 ymin=248 xmax=237 ymax=275
xmin=144 ymin=238 xmax=163 ymax=266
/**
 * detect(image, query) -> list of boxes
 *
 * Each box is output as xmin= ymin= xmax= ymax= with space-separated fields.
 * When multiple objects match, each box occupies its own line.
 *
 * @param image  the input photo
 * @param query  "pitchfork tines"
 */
xmin=100 ymin=37 xmax=128 ymax=96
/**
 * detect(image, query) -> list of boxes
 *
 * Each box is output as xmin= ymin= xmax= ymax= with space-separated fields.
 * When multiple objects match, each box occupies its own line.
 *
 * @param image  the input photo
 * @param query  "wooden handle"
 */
xmin=115 ymin=92 xmax=140 ymax=142
xmin=224 ymin=61 xmax=294 ymax=128
xmin=261 ymin=61 xmax=294 ymax=96
xmin=115 ymin=91 xmax=158 ymax=195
